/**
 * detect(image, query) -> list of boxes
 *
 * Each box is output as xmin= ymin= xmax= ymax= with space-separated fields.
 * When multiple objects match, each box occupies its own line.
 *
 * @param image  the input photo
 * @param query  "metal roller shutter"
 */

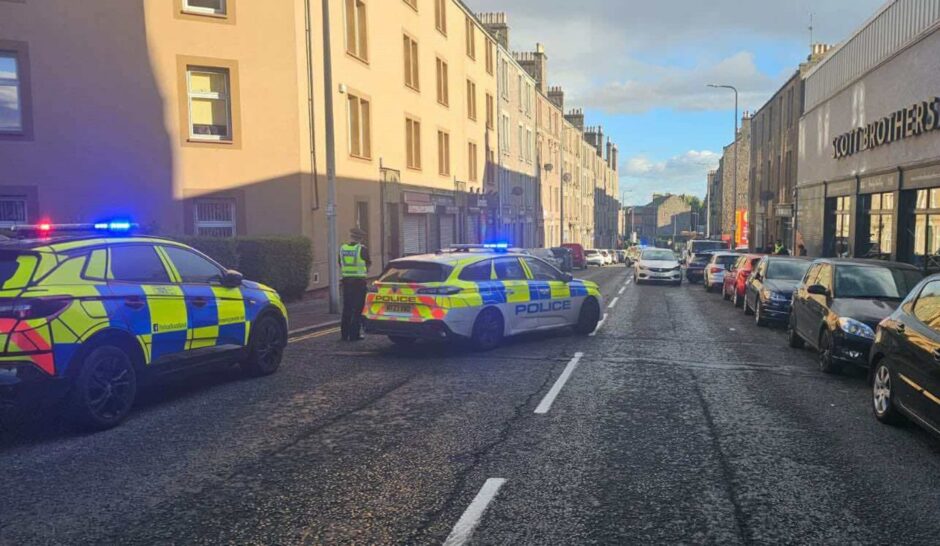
xmin=439 ymin=215 xmax=455 ymax=250
xmin=403 ymin=214 xmax=427 ymax=255
xmin=467 ymin=215 xmax=481 ymax=244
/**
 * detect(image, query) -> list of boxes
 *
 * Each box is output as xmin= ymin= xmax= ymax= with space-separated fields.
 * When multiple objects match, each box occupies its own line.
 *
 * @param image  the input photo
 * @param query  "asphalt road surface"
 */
xmin=4 ymin=265 xmax=940 ymax=545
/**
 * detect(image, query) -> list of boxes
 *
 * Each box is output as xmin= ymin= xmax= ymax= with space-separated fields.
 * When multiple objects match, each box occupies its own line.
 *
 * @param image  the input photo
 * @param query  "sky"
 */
xmin=467 ymin=0 xmax=886 ymax=205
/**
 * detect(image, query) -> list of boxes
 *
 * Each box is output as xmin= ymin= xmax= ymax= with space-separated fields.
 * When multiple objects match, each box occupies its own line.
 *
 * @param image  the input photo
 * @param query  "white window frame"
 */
xmin=500 ymin=114 xmax=510 ymax=154
xmin=194 ymin=199 xmax=236 ymax=237
xmin=0 ymin=197 xmax=27 ymax=228
xmin=182 ymin=0 xmax=227 ymax=16
xmin=0 ymin=52 xmax=22 ymax=134
xmin=186 ymin=67 xmax=232 ymax=142
xmin=518 ymin=122 xmax=524 ymax=161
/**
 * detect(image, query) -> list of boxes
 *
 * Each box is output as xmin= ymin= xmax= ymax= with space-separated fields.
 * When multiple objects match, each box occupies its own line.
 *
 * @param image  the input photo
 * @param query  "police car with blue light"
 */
xmin=362 ymin=244 xmax=604 ymax=350
xmin=0 ymin=221 xmax=288 ymax=430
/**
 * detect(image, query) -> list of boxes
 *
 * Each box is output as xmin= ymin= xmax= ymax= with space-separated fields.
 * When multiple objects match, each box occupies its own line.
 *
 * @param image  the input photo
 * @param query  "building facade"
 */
xmin=797 ymin=0 xmax=940 ymax=268
xmin=719 ymin=115 xmax=751 ymax=247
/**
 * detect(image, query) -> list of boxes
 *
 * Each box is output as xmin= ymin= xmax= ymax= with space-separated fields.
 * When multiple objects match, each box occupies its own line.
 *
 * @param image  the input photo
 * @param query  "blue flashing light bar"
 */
xmin=95 ymin=220 xmax=134 ymax=232
xmin=483 ymin=242 xmax=510 ymax=250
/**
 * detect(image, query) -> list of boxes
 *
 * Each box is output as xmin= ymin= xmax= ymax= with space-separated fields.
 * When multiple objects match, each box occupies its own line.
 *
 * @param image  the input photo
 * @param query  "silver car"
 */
xmin=703 ymin=252 xmax=740 ymax=293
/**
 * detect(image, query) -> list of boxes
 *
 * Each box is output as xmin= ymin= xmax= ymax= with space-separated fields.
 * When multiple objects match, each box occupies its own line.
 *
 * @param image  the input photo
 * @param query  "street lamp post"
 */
xmin=321 ymin=0 xmax=340 ymax=314
xmin=708 ymin=84 xmax=738 ymax=248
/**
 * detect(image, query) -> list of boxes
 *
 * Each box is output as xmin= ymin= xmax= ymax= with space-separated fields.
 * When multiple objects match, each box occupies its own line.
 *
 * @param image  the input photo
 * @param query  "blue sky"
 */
xmin=469 ymin=0 xmax=886 ymax=205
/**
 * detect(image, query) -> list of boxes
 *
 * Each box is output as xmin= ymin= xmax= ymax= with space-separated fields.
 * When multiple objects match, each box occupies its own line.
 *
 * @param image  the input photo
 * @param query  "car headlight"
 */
xmin=761 ymin=289 xmax=787 ymax=301
xmin=838 ymin=317 xmax=875 ymax=340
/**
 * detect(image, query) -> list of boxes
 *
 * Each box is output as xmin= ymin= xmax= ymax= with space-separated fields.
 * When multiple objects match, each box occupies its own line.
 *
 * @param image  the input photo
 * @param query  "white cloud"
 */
xmin=620 ymin=150 xmax=719 ymax=205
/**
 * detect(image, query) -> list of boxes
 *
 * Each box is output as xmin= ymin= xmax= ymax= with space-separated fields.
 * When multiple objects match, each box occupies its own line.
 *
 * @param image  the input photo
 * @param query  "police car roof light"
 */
xmin=8 ymin=221 xmax=140 ymax=236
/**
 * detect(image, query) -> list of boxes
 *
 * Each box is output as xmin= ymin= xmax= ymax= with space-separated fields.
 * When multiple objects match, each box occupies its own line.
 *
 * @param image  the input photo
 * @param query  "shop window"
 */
xmin=827 ymin=196 xmax=852 ymax=258
xmin=913 ymin=189 xmax=940 ymax=271
xmin=194 ymin=199 xmax=236 ymax=237
xmin=0 ymin=196 xmax=27 ymax=227
xmin=858 ymin=192 xmax=893 ymax=260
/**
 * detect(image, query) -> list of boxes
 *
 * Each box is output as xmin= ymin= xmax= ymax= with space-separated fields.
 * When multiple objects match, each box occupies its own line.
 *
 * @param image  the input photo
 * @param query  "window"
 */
xmin=459 ymin=260 xmax=492 ymax=281
xmin=163 ymin=246 xmax=223 ymax=284
xmin=347 ymin=93 xmax=371 ymax=159
xmin=485 ymin=39 xmax=494 ymax=75
xmin=437 ymin=130 xmax=450 ymax=176
xmin=344 ymin=0 xmax=368 ymax=62
xmin=526 ymin=128 xmax=533 ymax=163
xmin=0 ymin=197 xmax=26 ymax=227
xmin=465 ymin=16 xmax=476 ymax=59
xmin=182 ymin=0 xmax=226 ymax=15
xmin=194 ymin=199 xmax=236 ymax=237
xmin=110 ymin=246 xmax=171 ymax=284
xmin=860 ymin=192 xmax=894 ymax=260
xmin=517 ymin=74 xmax=523 ymax=110
xmin=518 ymin=123 xmax=524 ymax=160
xmin=913 ymin=189 xmax=940 ymax=270
xmin=468 ymin=141 xmax=478 ymax=182
xmin=466 ymin=79 xmax=477 ymax=120
xmin=403 ymin=34 xmax=419 ymax=91
xmin=499 ymin=59 xmax=509 ymax=99
xmin=816 ymin=264 xmax=833 ymax=292
xmin=406 ymin=117 xmax=421 ymax=169
xmin=435 ymin=58 xmax=449 ymax=106
xmin=434 ymin=0 xmax=446 ymax=34
xmin=914 ymin=281 xmax=940 ymax=331
xmin=524 ymin=257 xmax=563 ymax=281
xmin=494 ymin=257 xmax=527 ymax=280
xmin=356 ymin=201 xmax=370 ymax=238
xmin=0 ymin=51 xmax=22 ymax=133
xmin=499 ymin=114 xmax=510 ymax=153
xmin=830 ymin=196 xmax=852 ymax=257
xmin=187 ymin=67 xmax=232 ymax=141
xmin=485 ymin=93 xmax=494 ymax=130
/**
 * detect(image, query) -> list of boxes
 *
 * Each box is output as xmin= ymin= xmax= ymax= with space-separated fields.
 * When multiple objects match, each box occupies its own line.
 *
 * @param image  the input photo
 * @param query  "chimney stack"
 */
xmin=565 ymin=108 xmax=584 ymax=132
xmin=478 ymin=12 xmax=509 ymax=49
xmin=512 ymin=43 xmax=549 ymax=94
xmin=547 ymin=86 xmax=565 ymax=110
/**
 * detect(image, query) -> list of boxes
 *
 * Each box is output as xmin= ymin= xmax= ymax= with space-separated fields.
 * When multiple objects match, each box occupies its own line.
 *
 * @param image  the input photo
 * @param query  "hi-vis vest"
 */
xmin=340 ymin=243 xmax=367 ymax=278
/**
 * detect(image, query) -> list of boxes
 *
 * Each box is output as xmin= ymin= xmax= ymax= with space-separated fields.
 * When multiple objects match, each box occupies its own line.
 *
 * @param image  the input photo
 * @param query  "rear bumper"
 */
xmin=686 ymin=267 xmax=705 ymax=280
xmin=0 ymin=364 xmax=68 ymax=409
xmin=362 ymin=318 xmax=459 ymax=340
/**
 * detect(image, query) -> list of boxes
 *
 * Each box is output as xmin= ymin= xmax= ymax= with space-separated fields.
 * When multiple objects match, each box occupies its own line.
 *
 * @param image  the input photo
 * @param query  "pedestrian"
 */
xmin=339 ymin=228 xmax=371 ymax=341
xmin=774 ymin=239 xmax=790 ymax=256
xmin=797 ymin=243 xmax=808 ymax=256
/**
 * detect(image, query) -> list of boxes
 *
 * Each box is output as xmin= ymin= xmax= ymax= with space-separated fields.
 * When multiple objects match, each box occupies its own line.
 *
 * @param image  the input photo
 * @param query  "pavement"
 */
xmin=3 ymin=265 xmax=940 ymax=544
xmin=285 ymin=293 xmax=340 ymax=336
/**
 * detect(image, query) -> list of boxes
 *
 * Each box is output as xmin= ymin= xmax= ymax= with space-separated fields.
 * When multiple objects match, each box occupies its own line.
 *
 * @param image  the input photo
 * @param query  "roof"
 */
xmin=814 ymin=258 xmax=920 ymax=270
xmin=390 ymin=251 xmax=523 ymax=266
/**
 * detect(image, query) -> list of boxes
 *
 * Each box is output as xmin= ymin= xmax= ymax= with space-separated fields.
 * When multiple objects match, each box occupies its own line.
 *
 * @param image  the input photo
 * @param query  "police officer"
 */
xmin=339 ymin=228 xmax=371 ymax=341
xmin=774 ymin=239 xmax=790 ymax=256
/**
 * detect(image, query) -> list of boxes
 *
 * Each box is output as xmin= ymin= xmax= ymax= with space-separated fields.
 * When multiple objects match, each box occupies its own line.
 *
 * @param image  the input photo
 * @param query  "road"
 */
xmin=3 ymin=265 xmax=940 ymax=545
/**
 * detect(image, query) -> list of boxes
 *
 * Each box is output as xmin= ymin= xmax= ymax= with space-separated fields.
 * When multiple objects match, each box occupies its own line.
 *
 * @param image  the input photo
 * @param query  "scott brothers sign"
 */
xmin=833 ymin=97 xmax=940 ymax=159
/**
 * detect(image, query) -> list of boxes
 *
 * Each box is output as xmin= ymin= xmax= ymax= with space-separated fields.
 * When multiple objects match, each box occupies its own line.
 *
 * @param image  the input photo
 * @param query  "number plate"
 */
xmin=386 ymin=303 xmax=413 ymax=314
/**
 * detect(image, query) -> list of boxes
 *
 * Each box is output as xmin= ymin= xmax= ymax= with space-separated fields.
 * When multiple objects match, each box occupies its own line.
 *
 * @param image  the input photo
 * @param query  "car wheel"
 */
xmin=787 ymin=317 xmax=805 ymax=348
xmin=388 ymin=336 xmax=417 ymax=347
xmin=743 ymin=295 xmax=754 ymax=315
xmin=243 ymin=314 xmax=287 ymax=377
xmin=471 ymin=307 xmax=504 ymax=351
xmin=755 ymin=303 xmax=768 ymax=327
xmin=574 ymin=297 xmax=601 ymax=335
xmin=67 ymin=345 xmax=138 ymax=431
xmin=733 ymin=290 xmax=743 ymax=308
xmin=818 ymin=329 xmax=842 ymax=374
xmin=872 ymin=359 xmax=904 ymax=425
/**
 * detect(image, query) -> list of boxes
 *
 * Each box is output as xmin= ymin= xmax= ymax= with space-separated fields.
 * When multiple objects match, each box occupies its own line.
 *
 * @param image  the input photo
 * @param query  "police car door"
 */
xmin=522 ymin=256 xmax=575 ymax=328
xmin=159 ymin=245 xmax=236 ymax=350
xmin=108 ymin=244 xmax=188 ymax=363
xmin=493 ymin=257 xmax=535 ymax=334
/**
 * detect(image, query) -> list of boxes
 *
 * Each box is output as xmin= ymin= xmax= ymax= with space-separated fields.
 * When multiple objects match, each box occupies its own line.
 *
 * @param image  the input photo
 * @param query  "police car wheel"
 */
xmin=471 ymin=308 xmax=504 ymax=351
xmin=68 ymin=345 xmax=138 ymax=431
xmin=574 ymin=297 xmax=601 ymax=335
xmin=244 ymin=314 xmax=287 ymax=377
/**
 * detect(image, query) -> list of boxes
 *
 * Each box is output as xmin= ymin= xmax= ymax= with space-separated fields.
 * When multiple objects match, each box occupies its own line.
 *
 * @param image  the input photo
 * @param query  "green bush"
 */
xmin=171 ymin=236 xmax=313 ymax=302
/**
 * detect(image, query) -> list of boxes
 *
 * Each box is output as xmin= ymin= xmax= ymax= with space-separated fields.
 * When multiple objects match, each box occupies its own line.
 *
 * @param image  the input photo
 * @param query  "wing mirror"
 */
xmin=562 ymin=273 xmax=574 ymax=283
xmin=221 ymin=269 xmax=244 ymax=288
xmin=807 ymin=284 xmax=828 ymax=296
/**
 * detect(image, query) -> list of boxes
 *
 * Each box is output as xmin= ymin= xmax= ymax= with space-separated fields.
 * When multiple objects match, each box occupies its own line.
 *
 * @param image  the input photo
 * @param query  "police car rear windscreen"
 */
xmin=379 ymin=262 xmax=453 ymax=283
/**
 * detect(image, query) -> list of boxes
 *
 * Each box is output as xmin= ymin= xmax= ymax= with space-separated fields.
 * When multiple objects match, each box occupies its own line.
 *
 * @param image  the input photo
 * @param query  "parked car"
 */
xmin=584 ymin=249 xmax=605 ymax=267
xmin=722 ymin=254 xmax=764 ymax=307
xmin=870 ymin=274 xmax=940 ymax=434
xmin=686 ymin=250 xmax=722 ymax=283
xmin=787 ymin=259 xmax=923 ymax=374
xmin=704 ymin=252 xmax=740 ymax=293
xmin=524 ymin=248 xmax=563 ymax=270
xmin=550 ymin=247 xmax=574 ymax=272
xmin=683 ymin=239 xmax=731 ymax=265
xmin=633 ymin=248 xmax=682 ymax=285
xmin=561 ymin=243 xmax=587 ymax=270
xmin=743 ymin=256 xmax=812 ymax=326
xmin=600 ymin=250 xmax=613 ymax=265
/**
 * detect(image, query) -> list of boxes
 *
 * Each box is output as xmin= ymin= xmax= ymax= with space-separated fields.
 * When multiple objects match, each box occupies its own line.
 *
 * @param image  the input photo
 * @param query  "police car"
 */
xmin=362 ymin=244 xmax=603 ymax=350
xmin=0 ymin=222 xmax=288 ymax=430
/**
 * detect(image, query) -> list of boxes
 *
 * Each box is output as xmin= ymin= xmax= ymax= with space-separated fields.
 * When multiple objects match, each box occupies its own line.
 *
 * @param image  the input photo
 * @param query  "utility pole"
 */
xmin=322 ymin=0 xmax=340 ymax=314
xmin=708 ymin=84 xmax=738 ymax=247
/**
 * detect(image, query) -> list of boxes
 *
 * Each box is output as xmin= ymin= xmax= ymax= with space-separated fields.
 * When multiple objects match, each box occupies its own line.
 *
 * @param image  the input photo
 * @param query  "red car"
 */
xmin=722 ymin=253 xmax=764 ymax=307
xmin=561 ymin=243 xmax=587 ymax=270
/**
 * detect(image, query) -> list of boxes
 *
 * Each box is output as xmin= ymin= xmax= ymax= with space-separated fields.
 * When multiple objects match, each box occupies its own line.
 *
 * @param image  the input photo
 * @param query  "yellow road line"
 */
xmin=289 ymin=327 xmax=341 ymax=344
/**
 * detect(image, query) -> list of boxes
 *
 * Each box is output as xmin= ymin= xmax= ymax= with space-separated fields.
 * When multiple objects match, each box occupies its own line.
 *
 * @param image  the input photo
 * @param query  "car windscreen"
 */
xmin=690 ymin=253 xmax=713 ymax=264
xmin=691 ymin=241 xmax=727 ymax=252
xmin=0 ymin=251 xmax=38 ymax=289
xmin=834 ymin=265 xmax=923 ymax=299
xmin=714 ymin=254 xmax=738 ymax=267
xmin=767 ymin=260 xmax=811 ymax=280
xmin=379 ymin=262 xmax=453 ymax=283
xmin=642 ymin=250 xmax=675 ymax=261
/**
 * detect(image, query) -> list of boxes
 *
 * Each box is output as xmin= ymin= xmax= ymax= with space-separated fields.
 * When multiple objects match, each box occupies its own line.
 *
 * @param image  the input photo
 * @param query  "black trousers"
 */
xmin=341 ymin=278 xmax=367 ymax=340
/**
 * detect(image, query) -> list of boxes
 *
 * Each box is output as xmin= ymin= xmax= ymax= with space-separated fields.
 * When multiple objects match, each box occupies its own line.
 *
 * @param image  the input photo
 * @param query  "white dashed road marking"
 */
xmin=607 ymin=296 xmax=619 ymax=309
xmin=443 ymin=478 xmax=507 ymax=546
xmin=617 ymin=286 xmax=626 ymax=295
xmin=589 ymin=313 xmax=608 ymax=337
xmin=534 ymin=352 xmax=585 ymax=414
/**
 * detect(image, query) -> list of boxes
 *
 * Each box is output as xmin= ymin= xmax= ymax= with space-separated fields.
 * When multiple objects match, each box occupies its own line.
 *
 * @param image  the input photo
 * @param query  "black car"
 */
xmin=870 ymin=275 xmax=940 ymax=436
xmin=550 ymin=247 xmax=573 ymax=273
xmin=787 ymin=259 xmax=923 ymax=374
xmin=685 ymin=250 xmax=721 ymax=283
xmin=743 ymin=256 xmax=811 ymax=326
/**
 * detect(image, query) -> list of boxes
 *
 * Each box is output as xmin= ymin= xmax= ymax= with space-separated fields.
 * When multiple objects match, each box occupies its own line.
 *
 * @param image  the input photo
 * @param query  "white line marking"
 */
xmin=625 ymin=278 xmax=633 ymax=285
xmin=535 ymin=352 xmax=584 ymax=414
xmin=617 ymin=286 xmax=626 ymax=295
xmin=589 ymin=313 xmax=608 ymax=337
xmin=289 ymin=327 xmax=341 ymax=344
xmin=607 ymin=296 xmax=619 ymax=309
xmin=443 ymin=478 xmax=507 ymax=546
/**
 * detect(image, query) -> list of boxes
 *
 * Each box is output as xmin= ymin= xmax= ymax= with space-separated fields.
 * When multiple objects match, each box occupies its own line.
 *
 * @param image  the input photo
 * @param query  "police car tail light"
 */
xmin=417 ymin=286 xmax=461 ymax=295
xmin=367 ymin=283 xmax=379 ymax=293
xmin=0 ymin=298 xmax=70 ymax=320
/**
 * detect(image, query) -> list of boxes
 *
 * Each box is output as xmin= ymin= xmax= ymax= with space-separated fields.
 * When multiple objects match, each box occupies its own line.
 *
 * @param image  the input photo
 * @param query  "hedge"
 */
xmin=174 ymin=236 xmax=313 ymax=302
